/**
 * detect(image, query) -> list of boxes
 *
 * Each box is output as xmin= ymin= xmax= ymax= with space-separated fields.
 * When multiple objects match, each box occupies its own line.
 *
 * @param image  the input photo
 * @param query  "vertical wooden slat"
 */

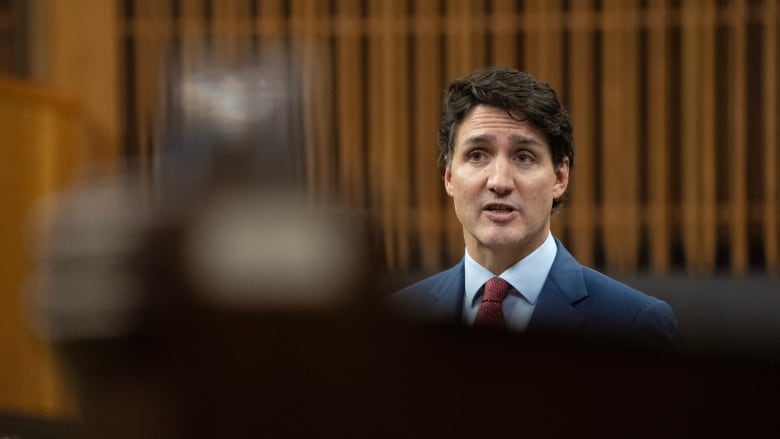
xmin=384 ymin=1 xmax=410 ymax=270
xmin=367 ymin=0 xmax=387 ymax=267
xmin=680 ymin=0 xmax=716 ymax=273
xmin=647 ymin=0 xmax=670 ymax=273
xmin=257 ymin=0 xmax=285 ymax=38
xmin=291 ymin=0 xmax=333 ymax=203
xmin=523 ymin=0 xmax=563 ymax=92
xmin=445 ymin=0 xmax=486 ymax=79
xmin=601 ymin=0 xmax=640 ymax=272
xmin=178 ymin=0 xmax=206 ymax=176
xmin=134 ymin=0 xmax=170 ymax=168
xmin=524 ymin=0 xmax=566 ymax=238
xmin=728 ymin=0 xmax=748 ymax=273
xmin=367 ymin=0 xmax=410 ymax=270
xmin=522 ymin=0 xmax=539 ymax=72
xmin=699 ymin=0 xmax=717 ymax=272
xmin=213 ymin=0 xmax=236 ymax=59
xmin=413 ymin=0 xmax=444 ymax=273
xmin=312 ymin=2 xmax=335 ymax=204
xmin=763 ymin=0 xmax=778 ymax=271
xmin=680 ymin=0 xmax=699 ymax=270
xmin=180 ymin=0 xmax=206 ymax=64
xmin=567 ymin=0 xmax=595 ymax=267
xmin=134 ymin=0 xmax=152 ymax=165
xmin=491 ymin=0 xmax=517 ymax=67
xmin=336 ymin=0 xmax=364 ymax=207
xmin=444 ymin=1 xmax=467 ymax=264
xmin=213 ymin=0 xmax=252 ymax=61
xmin=443 ymin=0 xmax=488 ymax=265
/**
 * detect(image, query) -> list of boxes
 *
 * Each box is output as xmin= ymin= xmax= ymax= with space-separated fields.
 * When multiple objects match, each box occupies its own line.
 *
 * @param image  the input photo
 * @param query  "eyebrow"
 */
xmin=462 ymin=133 xmax=544 ymax=147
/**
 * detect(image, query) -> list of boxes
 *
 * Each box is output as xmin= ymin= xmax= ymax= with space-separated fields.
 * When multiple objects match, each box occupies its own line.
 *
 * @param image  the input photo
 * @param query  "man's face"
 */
xmin=444 ymin=104 xmax=569 ymax=270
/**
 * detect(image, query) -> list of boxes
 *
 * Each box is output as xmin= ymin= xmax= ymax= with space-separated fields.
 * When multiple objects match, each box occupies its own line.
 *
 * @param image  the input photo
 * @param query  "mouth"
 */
xmin=482 ymin=203 xmax=518 ymax=222
xmin=483 ymin=203 xmax=516 ymax=213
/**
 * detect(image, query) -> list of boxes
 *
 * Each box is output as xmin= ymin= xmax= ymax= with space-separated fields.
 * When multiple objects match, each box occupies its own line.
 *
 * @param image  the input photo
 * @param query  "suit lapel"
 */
xmin=430 ymin=261 xmax=466 ymax=324
xmin=527 ymin=239 xmax=587 ymax=335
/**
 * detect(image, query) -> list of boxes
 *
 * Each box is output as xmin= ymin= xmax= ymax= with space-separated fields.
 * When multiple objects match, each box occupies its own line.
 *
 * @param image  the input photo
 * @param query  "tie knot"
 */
xmin=483 ymin=277 xmax=511 ymax=303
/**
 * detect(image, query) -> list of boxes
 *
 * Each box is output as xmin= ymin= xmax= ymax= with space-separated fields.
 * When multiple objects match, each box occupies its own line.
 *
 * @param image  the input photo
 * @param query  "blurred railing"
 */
xmin=121 ymin=0 xmax=779 ymax=275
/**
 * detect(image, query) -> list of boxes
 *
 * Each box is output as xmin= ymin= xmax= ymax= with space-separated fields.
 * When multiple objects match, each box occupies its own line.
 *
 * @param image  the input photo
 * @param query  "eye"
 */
xmin=467 ymin=149 xmax=488 ymax=162
xmin=515 ymin=151 xmax=534 ymax=163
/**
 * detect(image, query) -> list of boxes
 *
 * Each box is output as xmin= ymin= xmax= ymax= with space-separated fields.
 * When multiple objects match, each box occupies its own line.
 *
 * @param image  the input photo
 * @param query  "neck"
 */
xmin=469 ymin=250 xmax=525 ymax=275
xmin=466 ymin=233 xmax=549 ymax=275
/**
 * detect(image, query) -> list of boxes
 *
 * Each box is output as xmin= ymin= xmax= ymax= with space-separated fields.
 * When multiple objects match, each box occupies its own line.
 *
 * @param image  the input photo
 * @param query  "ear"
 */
xmin=552 ymin=157 xmax=570 ymax=199
xmin=444 ymin=166 xmax=454 ymax=196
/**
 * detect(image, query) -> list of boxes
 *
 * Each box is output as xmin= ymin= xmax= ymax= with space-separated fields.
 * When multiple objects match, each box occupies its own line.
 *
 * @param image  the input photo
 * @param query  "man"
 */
xmin=390 ymin=67 xmax=678 ymax=350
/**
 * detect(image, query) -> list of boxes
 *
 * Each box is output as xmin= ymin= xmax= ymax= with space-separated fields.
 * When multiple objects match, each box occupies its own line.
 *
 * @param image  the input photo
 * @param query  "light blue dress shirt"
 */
xmin=463 ymin=232 xmax=557 ymax=332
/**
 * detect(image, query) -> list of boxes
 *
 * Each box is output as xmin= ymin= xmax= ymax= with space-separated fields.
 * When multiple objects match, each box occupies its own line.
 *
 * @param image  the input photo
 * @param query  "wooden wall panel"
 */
xmin=115 ymin=0 xmax=779 ymax=275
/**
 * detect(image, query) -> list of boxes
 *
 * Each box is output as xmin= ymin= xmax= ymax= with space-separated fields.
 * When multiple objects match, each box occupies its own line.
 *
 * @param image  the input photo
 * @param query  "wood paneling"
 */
xmin=117 ymin=0 xmax=779 ymax=275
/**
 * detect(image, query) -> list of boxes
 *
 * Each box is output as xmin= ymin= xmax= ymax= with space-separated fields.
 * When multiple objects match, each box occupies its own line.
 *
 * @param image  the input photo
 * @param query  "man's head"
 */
xmin=438 ymin=68 xmax=574 ymax=273
xmin=438 ymin=67 xmax=574 ymax=210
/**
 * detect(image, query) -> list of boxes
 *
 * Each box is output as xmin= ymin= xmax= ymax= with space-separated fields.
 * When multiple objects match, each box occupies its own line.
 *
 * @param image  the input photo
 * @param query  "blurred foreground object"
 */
xmin=24 ymin=46 xmax=387 ymax=438
xmin=27 ymin=170 xmax=382 ymax=438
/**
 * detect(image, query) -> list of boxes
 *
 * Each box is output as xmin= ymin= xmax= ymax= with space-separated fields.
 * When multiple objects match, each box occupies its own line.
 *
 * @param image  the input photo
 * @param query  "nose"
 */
xmin=487 ymin=157 xmax=513 ymax=196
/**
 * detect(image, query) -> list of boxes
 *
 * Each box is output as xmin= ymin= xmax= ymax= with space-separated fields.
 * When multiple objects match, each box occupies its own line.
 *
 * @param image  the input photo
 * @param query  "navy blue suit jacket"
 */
xmin=390 ymin=239 xmax=679 ymax=350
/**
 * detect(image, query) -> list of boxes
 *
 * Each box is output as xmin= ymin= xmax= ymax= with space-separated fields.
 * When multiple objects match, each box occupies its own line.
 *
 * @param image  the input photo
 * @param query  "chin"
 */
xmin=477 ymin=233 xmax=529 ymax=250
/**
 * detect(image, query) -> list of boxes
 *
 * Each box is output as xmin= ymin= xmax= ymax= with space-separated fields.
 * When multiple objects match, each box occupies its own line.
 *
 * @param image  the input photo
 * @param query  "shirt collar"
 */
xmin=464 ymin=232 xmax=557 ymax=307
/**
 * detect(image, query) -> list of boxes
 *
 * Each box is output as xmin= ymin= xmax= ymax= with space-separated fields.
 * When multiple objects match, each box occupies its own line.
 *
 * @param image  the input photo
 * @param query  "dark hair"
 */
xmin=437 ymin=67 xmax=574 ymax=209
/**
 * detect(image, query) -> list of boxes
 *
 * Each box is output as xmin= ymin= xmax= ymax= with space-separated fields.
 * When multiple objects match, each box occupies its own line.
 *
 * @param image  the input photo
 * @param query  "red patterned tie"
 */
xmin=473 ymin=277 xmax=511 ymax=329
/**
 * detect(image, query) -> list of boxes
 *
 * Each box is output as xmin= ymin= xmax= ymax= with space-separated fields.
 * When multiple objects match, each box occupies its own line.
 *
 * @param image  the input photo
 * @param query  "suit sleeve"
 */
xmin=632 ymin=299 xmax=680 ymax=351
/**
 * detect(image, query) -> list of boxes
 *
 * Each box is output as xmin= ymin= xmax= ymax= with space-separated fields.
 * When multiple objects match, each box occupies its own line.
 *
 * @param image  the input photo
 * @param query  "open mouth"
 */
xmin=484 ymin=203 xmax=515 ymax=213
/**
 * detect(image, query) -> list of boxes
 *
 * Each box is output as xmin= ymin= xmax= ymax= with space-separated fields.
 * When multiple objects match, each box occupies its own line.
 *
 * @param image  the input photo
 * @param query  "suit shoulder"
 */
xmin=578 ymin=266 xmax=678 ymax=347
xmin=390 ymin=265 xmax=457 ymax=301
xmin=579 ymin=266 xmax=661 ymax=307
xmin=386 ymin=263 xmax=463 ymax=317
